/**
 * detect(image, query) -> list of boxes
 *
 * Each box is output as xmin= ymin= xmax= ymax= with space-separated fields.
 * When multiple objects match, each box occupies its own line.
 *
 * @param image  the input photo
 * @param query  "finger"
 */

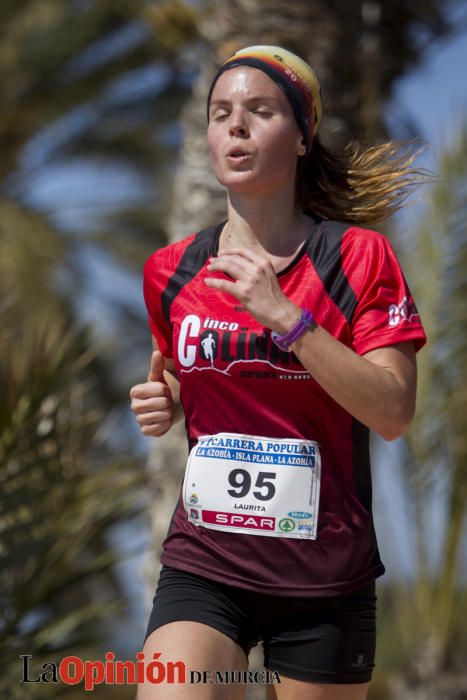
xmin=131 ymin=395 xmax=172 ymax=414
xmin=208 ymin=254 xmax=256 ymax=276
xmin=220 ymin=247 xmax=273 ymax=268
xmin=130 ymin=381 xmax=171 ymax=399
xmin=141 ymin=419 xmax=172 ymax=437
xmin=204 ymin=277 xmax=240 ymax=296
xmin=136 ymin=409 xmax=172 ymax=426
xmin=147 ymin=350 xmax=166 ymax=383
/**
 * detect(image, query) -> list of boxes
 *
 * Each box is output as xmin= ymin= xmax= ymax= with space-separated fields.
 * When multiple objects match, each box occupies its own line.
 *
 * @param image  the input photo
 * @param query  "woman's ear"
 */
xmin=297 ymin=139 xmax=306 ymax=157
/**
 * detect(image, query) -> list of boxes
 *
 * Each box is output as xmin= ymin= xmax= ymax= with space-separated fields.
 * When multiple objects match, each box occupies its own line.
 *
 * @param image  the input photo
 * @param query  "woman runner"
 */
xmin=131 ymin=45 xmax=427 ymax=700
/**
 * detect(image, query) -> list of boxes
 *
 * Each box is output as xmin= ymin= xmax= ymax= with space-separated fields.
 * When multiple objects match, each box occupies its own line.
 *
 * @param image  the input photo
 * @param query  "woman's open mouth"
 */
xmin=226 ymin=148 xmax=252 ymax=164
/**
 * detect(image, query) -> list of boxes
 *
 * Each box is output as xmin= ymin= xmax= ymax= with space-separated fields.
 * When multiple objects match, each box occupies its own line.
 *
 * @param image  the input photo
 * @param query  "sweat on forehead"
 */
xmin=209 ymin=68 xmax=289 ymax=105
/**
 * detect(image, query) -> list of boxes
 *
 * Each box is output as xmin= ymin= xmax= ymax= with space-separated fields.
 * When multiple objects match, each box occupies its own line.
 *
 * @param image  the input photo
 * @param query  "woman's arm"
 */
xmin=286 ymin=321 xmax=416 ymax=441
xmin=205 ymin=248 xmax=418 ymax=442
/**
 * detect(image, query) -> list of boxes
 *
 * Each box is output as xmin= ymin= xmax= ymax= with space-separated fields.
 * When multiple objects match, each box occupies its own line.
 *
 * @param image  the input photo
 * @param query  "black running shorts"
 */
xmin=144 ymin=565 xmax=377 ymax=684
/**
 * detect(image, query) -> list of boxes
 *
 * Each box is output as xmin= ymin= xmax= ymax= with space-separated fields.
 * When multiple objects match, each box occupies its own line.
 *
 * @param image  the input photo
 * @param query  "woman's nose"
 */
xmin=229 ymin=110 xmax=249 ymax=137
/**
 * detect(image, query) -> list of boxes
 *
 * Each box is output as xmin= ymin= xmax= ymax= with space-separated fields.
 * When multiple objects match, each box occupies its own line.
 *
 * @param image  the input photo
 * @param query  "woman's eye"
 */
xmin=253 ymin=110 xmax=272 ymax=117
xmin=213 ymin=112 xmax=229 ymax=120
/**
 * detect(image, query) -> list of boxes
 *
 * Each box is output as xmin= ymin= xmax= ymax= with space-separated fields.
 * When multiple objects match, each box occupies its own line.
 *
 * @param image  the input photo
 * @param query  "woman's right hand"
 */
xmin=130 ymin=350 xmax=174 ymax=437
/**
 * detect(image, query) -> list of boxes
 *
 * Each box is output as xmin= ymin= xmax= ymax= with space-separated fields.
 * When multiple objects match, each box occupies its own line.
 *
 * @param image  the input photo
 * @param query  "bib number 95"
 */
xmin=227 ymin=469 xmax=276 ymax=501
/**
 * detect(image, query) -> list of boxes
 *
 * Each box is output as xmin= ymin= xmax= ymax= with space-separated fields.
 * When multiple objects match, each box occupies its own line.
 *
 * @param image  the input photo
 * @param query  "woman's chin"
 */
xmin=217 ymin=171 xmax=280 ymax=196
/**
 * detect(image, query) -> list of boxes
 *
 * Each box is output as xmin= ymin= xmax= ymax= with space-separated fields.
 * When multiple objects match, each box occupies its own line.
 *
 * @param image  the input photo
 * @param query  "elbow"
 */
xmin=375 ymin=401 xmax=416 ymax=442
xmin=378 ymin=423 xmax=409 ymax=442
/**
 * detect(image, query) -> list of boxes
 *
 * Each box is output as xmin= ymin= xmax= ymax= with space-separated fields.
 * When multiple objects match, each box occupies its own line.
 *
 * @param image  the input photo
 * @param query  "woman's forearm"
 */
xmin=277 ymin=307 xmax=416 ymax=441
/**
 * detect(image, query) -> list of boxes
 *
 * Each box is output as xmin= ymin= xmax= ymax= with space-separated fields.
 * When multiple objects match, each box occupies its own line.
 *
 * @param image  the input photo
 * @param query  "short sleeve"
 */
xmin=347 ymin=230 xmax=427 ymax=356
xmin=142 ymin=252 xmax=173 ymax=358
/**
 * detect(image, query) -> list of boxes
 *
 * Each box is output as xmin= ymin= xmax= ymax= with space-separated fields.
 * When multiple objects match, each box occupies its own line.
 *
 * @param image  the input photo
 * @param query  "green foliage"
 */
xmin=391 ymin=122 xmax=467 ymax=676
xmin=0 ymin=192 xmax=148 ymax=699
xmin=0 ymin=0 xmax=199 ymax=269
xmin=0 ymin=319 xmax=148 ymax=698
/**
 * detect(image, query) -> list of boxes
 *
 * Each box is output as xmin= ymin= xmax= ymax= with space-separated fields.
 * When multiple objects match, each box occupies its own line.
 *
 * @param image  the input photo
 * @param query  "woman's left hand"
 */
xmin=204 ymin=247 xmax=300 ymax=332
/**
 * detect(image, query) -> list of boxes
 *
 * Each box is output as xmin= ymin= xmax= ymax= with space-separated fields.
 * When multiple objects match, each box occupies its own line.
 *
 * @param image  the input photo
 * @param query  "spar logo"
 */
xmin=202 ymin=510 xmax=275 ymax=530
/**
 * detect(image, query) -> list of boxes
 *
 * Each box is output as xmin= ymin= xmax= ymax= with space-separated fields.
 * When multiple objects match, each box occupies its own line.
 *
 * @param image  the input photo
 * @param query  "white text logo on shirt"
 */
xmin=388 ymin=296 xmax=420 ymax=327
xmin=177 ymin=313 xmax=310 ymax=378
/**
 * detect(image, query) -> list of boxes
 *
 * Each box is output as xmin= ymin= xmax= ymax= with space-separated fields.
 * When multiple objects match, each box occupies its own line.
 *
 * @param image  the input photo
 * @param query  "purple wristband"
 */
xmin=271 ymin=308 xmax=315 ymax=351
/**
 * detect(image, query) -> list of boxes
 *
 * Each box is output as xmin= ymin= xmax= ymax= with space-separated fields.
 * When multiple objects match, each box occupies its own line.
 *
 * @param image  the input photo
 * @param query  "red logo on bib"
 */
xmin=202 ymin=510 xmax=275 ymax=530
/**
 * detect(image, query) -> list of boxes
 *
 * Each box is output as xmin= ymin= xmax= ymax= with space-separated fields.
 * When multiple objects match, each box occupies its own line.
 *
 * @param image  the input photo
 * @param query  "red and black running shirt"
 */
xmin=143 ymin=215 xmax=427 ymax=596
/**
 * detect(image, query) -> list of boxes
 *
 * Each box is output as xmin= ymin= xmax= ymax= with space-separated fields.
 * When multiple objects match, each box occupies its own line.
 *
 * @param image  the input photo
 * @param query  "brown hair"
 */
xmin=296 ymin=136 xmax=435 ymax=226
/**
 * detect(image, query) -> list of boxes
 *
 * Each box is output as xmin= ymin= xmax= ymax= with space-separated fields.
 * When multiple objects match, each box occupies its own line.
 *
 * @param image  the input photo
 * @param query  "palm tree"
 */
xmin=0 ymin=4 xmax=198 ymax=697
xmin=0 ymin=315 xmax=147 ymax=698
xmin=0 ymin=1 xmax=199 ymax=310
xmin=0 ymin=0 xmax=198 ymax=177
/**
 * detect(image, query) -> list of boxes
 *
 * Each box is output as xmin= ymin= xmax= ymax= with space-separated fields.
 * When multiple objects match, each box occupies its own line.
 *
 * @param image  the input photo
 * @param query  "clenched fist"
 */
xmin=130 ymin=351 xmax=174 ymax=437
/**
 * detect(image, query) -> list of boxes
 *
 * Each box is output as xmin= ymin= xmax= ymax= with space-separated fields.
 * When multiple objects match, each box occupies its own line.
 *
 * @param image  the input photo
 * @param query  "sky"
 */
xmin=391 ymin=26 xmax=467 ymax=156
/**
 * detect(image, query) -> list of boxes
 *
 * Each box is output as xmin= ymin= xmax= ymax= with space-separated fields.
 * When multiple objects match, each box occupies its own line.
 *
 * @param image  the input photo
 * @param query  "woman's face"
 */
xmin=207 ymin=67 xmax=304 ymax=197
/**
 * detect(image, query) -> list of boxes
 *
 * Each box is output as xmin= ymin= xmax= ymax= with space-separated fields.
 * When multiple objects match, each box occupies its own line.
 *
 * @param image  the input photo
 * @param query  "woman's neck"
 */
xmin=222 ymin=189 xmax=310 ymax=257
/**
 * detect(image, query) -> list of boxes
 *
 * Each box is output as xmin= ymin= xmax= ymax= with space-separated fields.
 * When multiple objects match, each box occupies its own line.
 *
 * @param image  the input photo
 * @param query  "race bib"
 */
xmin=182 ymin=432 xmax=321 ymax=539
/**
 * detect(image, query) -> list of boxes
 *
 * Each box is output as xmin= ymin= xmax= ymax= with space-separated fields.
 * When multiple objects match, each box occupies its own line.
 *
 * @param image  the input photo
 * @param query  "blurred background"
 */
xmin=1 ymin=1 xmax=466 ymax=699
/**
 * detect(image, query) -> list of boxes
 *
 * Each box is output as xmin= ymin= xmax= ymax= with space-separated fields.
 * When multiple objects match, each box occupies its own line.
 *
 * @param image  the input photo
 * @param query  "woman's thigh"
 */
xmin=137 ymin=621 xmax=249 ymax=700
